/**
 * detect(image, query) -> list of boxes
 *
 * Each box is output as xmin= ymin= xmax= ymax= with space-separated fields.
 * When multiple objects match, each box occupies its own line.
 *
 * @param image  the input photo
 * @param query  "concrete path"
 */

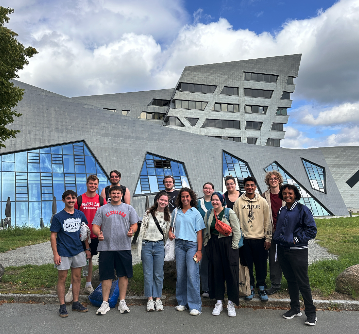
xmin=0 ymin=303 xmax=358 ymax=334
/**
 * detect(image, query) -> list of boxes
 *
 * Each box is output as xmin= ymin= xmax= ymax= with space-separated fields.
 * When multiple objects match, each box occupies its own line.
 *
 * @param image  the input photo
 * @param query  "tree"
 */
xmin=0 ymin=7 xmax=37 ymax=148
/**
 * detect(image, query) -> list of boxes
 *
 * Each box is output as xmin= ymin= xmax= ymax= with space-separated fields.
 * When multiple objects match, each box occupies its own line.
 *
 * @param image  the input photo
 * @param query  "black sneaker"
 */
xmin=59 ymin=304 xmax=68 ymax=318
xmin=305 ymin=314 xmax=317 ymax=326
xmin=72 ymin=301 xmax=88 ymax=313
xmin=283 ymin=309 xmax=302 ymax=319
xmin=266 ymin=287 xmax=280 ymax=295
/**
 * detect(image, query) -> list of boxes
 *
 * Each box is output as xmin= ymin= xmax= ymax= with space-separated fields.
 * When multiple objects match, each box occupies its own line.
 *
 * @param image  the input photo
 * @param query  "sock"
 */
xmin=85 ymin=282 xmax=92 ymax=287
xmin=69 ymin=284 xmax=72 ymax=289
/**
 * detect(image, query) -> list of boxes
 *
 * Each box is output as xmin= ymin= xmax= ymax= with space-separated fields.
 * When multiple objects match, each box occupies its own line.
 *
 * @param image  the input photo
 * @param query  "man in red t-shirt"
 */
xmin=262 ymin=171 xmax=285 ymax=295
xmin=65 ymin=175 xmax=107 ymax=302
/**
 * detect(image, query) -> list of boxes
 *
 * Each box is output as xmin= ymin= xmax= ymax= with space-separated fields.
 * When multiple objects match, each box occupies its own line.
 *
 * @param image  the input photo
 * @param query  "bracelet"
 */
xmin=197 ymin=249 xmax=202 ymax=252
xmin=86 ymin=248 xmax=90 ymax=251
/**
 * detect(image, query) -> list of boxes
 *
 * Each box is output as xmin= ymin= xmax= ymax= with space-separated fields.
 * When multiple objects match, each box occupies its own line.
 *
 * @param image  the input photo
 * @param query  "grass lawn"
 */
xmin=1 ymin=217 xmax=358 ymax=298
xmin=0 ymin=227 xmax=50 ymax=253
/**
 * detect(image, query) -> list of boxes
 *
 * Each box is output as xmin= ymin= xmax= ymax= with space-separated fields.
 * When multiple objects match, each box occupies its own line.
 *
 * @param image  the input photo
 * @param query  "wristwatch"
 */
xmin=86 ymin=248 xmax=90 ymax=251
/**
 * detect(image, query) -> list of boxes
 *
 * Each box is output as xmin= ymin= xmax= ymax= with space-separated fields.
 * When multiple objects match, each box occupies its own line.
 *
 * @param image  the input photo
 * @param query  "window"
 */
xmin=121 ymin=110 xmax=129 ymax=116
xmin=276 ymin=108 xmax=288 ymax=116
xmin=221 ymin=86 xmax=239 ymax=96
xmin=185 ymin=117 xmax=199 ymax=126
xmin=209 ymin=136 xmax=241 ymax=142
xmin=244 ymin=72 xmax=278 ymax=83
xmin=302 ymin=159 xmax=326 ymax=193
xmin=264 ymin=162 xmax=331 ymax=216
xmin=245 ymin=105 xmax=268 ymax=114
xmin=135 ymin=153 xmax=190 ymax=195
xmin=266 ymin=138 xmax=281 ymax=147
xmin=103 ymin=108 xmax=116 ymax=112
xmin=271 ymin=123 xmax=284 ymax=131
xmin=140 ymin=112 xmax=165 ymax=120
xmin=150 ymin=99 xmax=170 ymax=107
xmin=202 ymin=119 xmax=240 ymax=129
xmin=346 ymin=170 xmax=359 ymax=188
xmin=244 ymin=89 xmax=273 ymax=99
xmin=0 ymin=141 xmax=110 ymax=227
xmin=222 ymin=151 xmax=257 ymax=193
xmin=287 ymin=76 xmax=295 ymax=85
xmin=164 ymin=116 xmax=185 ymax=127
xmin=177 ymin=82 xmax=216 ymax=94
xmin=246 ymin=121 xmax=262 ymax=130
xmin=213 ymin=103 xmax=239 ymax=113
xmin=281 ymin=92 xmax=291 ymax=100
xmin=247 ymin=137 xmax=257 ymax=145
xmin=173 ymin=100 xmax=207 ymax=111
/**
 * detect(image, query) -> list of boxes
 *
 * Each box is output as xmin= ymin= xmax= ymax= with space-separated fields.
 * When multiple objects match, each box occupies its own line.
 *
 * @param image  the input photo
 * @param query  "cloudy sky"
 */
xmin=3 ymin=0 xmax=359 ymax=149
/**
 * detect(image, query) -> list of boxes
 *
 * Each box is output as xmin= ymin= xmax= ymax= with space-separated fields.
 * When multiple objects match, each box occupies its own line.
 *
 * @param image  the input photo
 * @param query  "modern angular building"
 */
xmin=0 ymin=54 xmax=356 ymax=227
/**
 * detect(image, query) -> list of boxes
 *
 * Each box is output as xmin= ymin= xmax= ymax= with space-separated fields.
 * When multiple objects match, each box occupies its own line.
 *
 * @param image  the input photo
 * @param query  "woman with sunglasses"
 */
xmin=203 ymin=192 xmax=242 ymax=317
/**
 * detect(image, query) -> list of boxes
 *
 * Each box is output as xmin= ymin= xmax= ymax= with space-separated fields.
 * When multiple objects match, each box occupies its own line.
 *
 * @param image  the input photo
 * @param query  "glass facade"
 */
xmin=0 ymin=141 xmax=110 ymax=227
xmin=264 ymin=162 xmax=331 ymax=216
xmin=302 ymin=159 xmax=326 ymax=193
xmin=222 ymin=151 xmax=254 ymax=193
xmin=135 ymin=153 xmax=190 ymax=195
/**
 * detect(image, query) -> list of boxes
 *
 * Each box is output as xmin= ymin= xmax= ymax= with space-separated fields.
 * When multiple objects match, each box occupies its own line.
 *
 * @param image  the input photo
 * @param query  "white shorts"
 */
xmin=55 ymin=252 xmax=86 ymax=271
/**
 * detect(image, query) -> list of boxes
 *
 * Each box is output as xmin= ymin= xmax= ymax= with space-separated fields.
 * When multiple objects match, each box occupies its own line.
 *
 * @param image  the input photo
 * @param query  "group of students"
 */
xmin=50 ymin=171 xmax=318 ymax=326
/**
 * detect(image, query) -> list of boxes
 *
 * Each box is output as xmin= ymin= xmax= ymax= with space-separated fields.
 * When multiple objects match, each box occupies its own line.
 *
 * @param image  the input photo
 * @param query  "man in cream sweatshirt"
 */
xmin=233 ymin=176 xmax=271 ymax=301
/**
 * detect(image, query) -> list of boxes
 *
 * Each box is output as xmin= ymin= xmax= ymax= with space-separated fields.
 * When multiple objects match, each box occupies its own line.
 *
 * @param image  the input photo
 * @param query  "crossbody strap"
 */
xmin=151 ymin=212 xmax=164 ymax=237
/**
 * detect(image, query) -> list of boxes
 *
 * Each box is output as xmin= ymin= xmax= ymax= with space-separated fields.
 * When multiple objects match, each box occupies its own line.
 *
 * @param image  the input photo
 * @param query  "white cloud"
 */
xmin=281 ymin=126 xmax=316 ymax=149
xmin=326 ymin=126 xmax=359 ymax=146
xmin=296 ymin=102 xmax=359 ymax=126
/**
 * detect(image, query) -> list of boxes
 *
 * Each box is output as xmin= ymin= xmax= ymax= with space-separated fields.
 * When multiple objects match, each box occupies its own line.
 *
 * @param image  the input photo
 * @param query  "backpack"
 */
xmin=77 ymin=194 xmax=104 ymax=208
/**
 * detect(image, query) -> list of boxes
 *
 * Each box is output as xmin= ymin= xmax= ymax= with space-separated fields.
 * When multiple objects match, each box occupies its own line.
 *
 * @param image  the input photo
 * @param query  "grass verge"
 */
xmin=0 ymin=227 xmax=50 ymax=253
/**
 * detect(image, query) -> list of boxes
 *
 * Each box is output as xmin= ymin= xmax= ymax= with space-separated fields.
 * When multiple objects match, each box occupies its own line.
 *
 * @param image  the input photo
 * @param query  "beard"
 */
xmin=111 ymin=180 xmax=119 ymax=186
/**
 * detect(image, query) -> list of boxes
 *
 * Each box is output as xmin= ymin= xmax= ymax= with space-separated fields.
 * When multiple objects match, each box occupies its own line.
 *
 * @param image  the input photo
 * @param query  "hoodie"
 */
xmin=233 ymin=193 xmax=272 ymax=242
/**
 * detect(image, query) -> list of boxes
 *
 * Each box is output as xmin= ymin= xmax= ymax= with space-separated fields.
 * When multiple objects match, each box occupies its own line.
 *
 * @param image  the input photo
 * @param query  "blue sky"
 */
xmin=3 ymin=0 xmax=359 ymax=149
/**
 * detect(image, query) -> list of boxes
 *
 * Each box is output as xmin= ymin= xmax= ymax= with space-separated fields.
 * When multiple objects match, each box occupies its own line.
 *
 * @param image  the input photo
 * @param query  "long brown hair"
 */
xmin=175 ymin=187 xmax=197 ymax=209
xmin=148 ymin=191 xmax=170 ymax=222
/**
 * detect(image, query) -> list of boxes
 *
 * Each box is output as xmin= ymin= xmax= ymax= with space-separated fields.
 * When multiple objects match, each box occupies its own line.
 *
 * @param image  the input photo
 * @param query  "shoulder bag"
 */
xmin=164 ymin=208 xmax=177 ymax=261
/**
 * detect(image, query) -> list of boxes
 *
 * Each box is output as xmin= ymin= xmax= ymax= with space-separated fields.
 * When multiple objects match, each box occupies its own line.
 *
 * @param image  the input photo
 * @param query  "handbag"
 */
xmin=238 ymin=263 xmax=251 ymax=296
xmin=164 ymin=208 xmax=177 ymax=262
xmin=214 ymin=210 xmax=232 ymax=237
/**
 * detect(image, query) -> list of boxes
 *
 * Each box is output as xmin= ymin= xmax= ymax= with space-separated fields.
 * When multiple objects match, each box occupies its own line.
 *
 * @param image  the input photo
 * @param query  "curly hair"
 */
xmin=175 ymin=187 xmax=197 ymax=209
xmin=264 ymin=171 xmax=283 ymax=187
xmin=148 ymin=191 xmax=171 ymax=222
xmin=279 ymin=184 xmax=301 ymax=201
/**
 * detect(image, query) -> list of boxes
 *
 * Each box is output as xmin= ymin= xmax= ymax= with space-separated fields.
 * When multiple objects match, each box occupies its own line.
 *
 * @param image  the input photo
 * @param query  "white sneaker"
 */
xmin=212 ymin=302 xmax=223 ymax=316
xmin=118 ymin=300 xmax=130 ymax=314
xmin=227 ymin=300 xmax=236 ymax=317
xmin=147 ymin=299 xmax=155 ymax=312
xmin=155 ymin=299 xmax=164 ymax=311
xmin=175 ymin=305 xmax=187 ymax=311
xmin=84 ymin=285 xmax=94 ymax=294
xmin=64 ymin=288 xmax=73 ymax=303
xmin=96 ymin=301 xmax=110 ymax=315
xmin=189 ymin=309 xmax=201 ymax=316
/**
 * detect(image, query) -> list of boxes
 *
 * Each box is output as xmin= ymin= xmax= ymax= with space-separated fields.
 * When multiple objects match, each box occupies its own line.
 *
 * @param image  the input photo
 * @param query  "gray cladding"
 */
xmin=0 ymin=80 xmax=348 ymax=216
xmin=71 ymin=88 xmax=174 ymax=120
xmin=165 ymin=54 xmax=301 ymax=146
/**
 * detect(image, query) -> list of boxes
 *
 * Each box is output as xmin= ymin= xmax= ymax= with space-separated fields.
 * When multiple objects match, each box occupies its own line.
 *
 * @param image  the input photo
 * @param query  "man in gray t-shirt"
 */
xmin=92 ymin=186 xmax=139 ymax=315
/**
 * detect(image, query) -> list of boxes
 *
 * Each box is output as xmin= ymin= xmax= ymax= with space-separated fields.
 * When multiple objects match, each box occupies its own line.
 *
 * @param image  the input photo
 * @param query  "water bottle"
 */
xmin=83 ymin=259 xmax=89 ymax=277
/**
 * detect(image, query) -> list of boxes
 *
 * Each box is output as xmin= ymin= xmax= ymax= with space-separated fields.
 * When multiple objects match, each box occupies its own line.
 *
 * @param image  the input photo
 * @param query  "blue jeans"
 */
xmin=141 ymin=240 xmax=165 ymax=298
xmin=175 ymin=239 xmax=201 ymax=311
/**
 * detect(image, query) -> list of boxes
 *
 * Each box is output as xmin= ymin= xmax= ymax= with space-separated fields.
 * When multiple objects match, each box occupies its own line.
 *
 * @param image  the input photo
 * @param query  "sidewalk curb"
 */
xmin=1 ymin=293 xmax=358 ymax=311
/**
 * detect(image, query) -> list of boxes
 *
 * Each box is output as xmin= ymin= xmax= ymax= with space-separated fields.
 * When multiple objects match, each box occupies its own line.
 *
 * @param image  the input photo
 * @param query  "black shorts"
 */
xmin=81 ymin=238 xmax=99 ymax=256
xmin=99 ymin=251 xmax=133 ymax=281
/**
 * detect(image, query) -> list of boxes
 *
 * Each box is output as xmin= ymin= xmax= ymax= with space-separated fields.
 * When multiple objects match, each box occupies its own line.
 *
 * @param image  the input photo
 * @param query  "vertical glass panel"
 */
xmin=53 ymin=173 xmax=65 ymax=201
xmin=214 ymin=103 xmax=221 ymax=112
xmin=62 ymin=144 xmax=73 ymax=155
xmin=195 ymin=101 xmax=202 ymax=110
xmin=302 ymin=159 xmax=326 ymax=193
xmin=29 ymin=201 xmax=41 ymax=227
xmin=42 ymin=201 xmax=52 ymax=226
xmin=264 ymin=162 xmax=330 ymax=215
xmin=40 ymin=147 xmax=51 ymax=154
xmin=63 ymin=155 xmax=75 ymax=173
xmin=2 ymin=172 xmax=15 ymax=201
xmin=85 ymin=156 xmax=96 ymax=173
xmin=189 ymin=101 xmax=196 ymax=109
xmin=15 ymin=152 xmax=28 ymax=172
xmin=182 ymin=100 xmax=189 ymax=109
xmin=16 ymin=202 xmax=28 ymax=227
xmin=75 ymin=164 xmax=86 ymax=173
xmin=76 ymin=174 xmax=87 ymax=195
xmin=51 ymin=146 xmax=62 ymax=154
xmin=202 ymin=102 xmax=207 ymax=110
xmin=28 ymin=173 xmax=41 ymax=201
xmin=40 ymin=154 xmax=52 ymax=172
xmin=221 ymin=104 xmax=228 ymax=112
